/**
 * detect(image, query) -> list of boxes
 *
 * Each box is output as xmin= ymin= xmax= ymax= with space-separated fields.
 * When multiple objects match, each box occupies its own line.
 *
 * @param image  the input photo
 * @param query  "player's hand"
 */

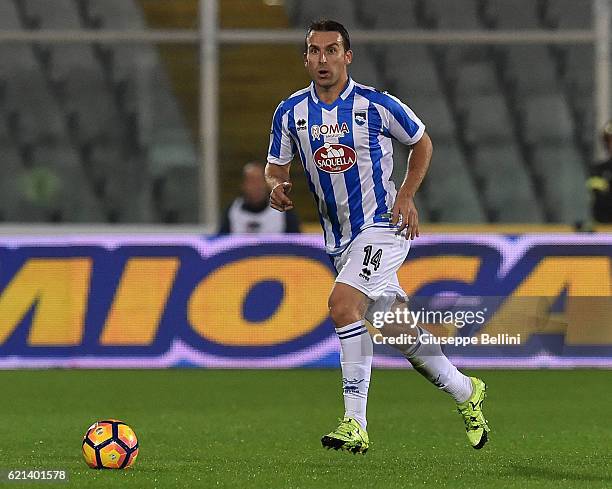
xmin=269 ymin=182 xmax=294 ymax=212
xmin=391 ymin=192 xmax=419 ymax=239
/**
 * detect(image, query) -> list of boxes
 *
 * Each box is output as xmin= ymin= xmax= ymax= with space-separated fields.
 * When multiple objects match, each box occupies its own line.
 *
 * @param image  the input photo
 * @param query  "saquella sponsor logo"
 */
xmin=313 ymin=143 xmax=357 ymax=173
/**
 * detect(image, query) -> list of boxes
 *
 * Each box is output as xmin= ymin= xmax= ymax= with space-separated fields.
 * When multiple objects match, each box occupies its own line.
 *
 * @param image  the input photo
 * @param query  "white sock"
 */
xmin=403 ymin=327 xmax=473 ymax=403
xmin=336 ymin=320 xmax=372 ymax=430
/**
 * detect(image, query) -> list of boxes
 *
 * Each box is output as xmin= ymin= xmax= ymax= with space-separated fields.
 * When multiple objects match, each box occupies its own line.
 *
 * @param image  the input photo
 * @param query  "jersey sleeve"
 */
xmin=267 ymin=100 xmax=295 ymax=166
xmin=381 ymin=93 xmax=426 ymax=146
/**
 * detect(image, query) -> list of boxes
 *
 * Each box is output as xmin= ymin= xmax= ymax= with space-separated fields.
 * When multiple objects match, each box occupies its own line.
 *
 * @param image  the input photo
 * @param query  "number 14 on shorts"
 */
xmin=363 ymin=245 xmax=383 ymax=271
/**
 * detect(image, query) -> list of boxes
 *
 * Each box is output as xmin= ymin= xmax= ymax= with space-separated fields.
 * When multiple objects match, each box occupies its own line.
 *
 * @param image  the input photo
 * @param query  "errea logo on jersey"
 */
xmin=314 ymin=143 xmax=357 ymax=173
xmin=311 ymin=122 xmax=349 ymax=140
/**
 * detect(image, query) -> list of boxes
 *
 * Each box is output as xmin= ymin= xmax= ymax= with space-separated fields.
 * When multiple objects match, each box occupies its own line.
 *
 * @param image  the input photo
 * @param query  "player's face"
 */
xmin=304 ymin=31 xmax=352 ymax=89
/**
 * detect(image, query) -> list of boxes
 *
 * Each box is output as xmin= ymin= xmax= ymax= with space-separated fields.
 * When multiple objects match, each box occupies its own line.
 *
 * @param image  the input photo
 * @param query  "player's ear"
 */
xmin=345 ymin=49 xmax=353 ymax=65
xmin=303 ymin=51 xmax=308 ymax=66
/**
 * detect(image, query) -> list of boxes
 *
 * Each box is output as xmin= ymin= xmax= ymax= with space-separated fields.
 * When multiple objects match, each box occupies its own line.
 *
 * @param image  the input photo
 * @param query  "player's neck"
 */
xmin=315 ymin=75 xmax=349 ymax=105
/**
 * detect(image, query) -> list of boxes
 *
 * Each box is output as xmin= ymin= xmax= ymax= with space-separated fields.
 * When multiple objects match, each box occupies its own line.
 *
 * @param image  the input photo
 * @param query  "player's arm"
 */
xmin=265 ymin=163 xmax=294 ymax=212
xmin=392 ymin=131 xmax=433 ymax=239
xmin=266 ymin=99 xmax=296 ymax=212
xmin=381 ymin=93 xmax=431 ymax=239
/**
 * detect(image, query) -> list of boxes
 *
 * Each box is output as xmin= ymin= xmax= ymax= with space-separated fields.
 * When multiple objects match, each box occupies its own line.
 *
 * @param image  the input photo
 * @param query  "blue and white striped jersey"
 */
xmin=267 ymin=78 xmax=425 ymax=255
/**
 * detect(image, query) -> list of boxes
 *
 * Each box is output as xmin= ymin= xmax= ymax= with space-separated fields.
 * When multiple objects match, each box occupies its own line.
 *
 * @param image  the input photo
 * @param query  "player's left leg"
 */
xmin=372 ymin=299 xmax=490 ymax=449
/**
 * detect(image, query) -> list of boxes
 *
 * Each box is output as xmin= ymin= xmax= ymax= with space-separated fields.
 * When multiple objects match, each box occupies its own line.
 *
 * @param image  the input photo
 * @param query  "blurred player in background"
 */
xmin=219 ymin=161 xmax=300 ymax=234
xmin=587 ymin=121 xmax=612 ymax=223
xmin=265 ymin=20 xmax=489 ymax=454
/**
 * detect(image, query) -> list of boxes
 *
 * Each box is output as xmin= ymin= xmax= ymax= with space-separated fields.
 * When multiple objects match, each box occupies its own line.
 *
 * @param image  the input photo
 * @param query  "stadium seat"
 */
xmin=437 ymin=45 xmax=492 ymax=85
xmin=399 ymin=94 xmax=455 ymax=143
xmin=149 ymin=130 xmax=197 ymax=175
xmin=88 ymin=0 xmax=148 ymax=93
xmin=0 ymin=145 xmax=26 ymax=220
xmin=105 ymin=45 xmax=156 ymax=92
xmin=545 ymin=0 xmax=593 ymax=29
xmin=46 ymin=44 xmax=106 ymax=83
xmin=283 ymin=0 xmax=301 ymax=25
xmin=520 ymin=93 xmax=574 ymax=145
xmin=454 ymin=60 xmax=500 ymax=99
xmin=103 ymin=159 xmax=154 ymax=223
xmin=562 ymin=45 xmax=593 ymax=96
xmin=86 ymin=143 xmax=122 ymax=191
xmin=4 ymin=75 xmax=67 ymax=145
xmin=502 ymin=45 xmax=560 ymax=95
xmin=0 ymin=0 xmax=22 ymax=29
xmin=87 ymin=145 xmax=154 ymax=222
xmin=23 ymin=0 xmax=82 ymax=27
xmin=63 ymin=77 xmax=122 ymax=145
xmin=485 ymin=0 xmax=542 ymax=28
xmin=532 ymin=144 xmax=589 ymax=223
xmin=30 ymin=142 xmax=81 ymax=171
xmin=349 ymin=51 xmax=384 ymax=88
xmin=461 ymin=94 xmax=515 ymax=145
xmin=0 ymin=47 xmax=45 ymax=94
xmin=86 ymin=0 xmax=146 ymax=28
xmin=24 ymin=142 xmax=104 ymax=221
xmin=24 ymin=0 xmax=117 ymax=145
xmin=359 ymin=0 xmax=419 ymax=29
xmin=573 ymin=93 xmax=594 ymax=150
xmin=0 ymin=3 xmax=56 ymax=143
xmin=287 ymin=0 xmax=361 ymax=30
xmin=0 ymin=116 xmax=11 ymax=142
xmin=138 ymin=67 xmax=193 ymax=148
xmin=384 ymin=45 xmax=441 ymax=95
xmin=425 ymin=0 xmax=482 ymax=29
xmin=473 ymin=143 xmax=544 ymax=222
xmin=425 ymin=142 xmax=486 ymax=222
xmin=156 ymin=166 xmax=199 ymax=223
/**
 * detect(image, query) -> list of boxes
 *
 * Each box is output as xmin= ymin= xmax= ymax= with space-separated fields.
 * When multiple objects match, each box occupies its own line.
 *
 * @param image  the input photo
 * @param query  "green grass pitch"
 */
xmin=1 ymin=369 xmax=610 ymax=488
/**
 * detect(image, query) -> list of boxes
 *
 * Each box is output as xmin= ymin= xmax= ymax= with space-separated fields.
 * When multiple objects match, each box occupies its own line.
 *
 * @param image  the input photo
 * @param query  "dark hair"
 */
xmin=304 ymin=19 xmax=351 ymax=53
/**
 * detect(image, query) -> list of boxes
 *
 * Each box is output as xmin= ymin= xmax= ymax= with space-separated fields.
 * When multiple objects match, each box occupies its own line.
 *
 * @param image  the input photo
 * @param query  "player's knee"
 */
xmin=328 ymin=299 xmax=363 ymax=327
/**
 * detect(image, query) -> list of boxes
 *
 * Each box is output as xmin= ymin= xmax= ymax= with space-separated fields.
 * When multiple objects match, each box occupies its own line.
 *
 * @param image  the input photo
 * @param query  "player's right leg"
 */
xmin=322 ymin=226 xmax=410 ymax=454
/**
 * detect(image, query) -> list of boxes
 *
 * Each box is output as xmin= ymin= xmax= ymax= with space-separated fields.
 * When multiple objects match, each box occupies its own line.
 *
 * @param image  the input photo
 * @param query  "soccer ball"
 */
xmin=82 ymin=419 xmax=139 ymax=469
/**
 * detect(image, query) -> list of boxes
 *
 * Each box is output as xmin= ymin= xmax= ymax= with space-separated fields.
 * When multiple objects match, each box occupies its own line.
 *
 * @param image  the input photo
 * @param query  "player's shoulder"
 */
xmin=352 ymin=80 xmax=405 ymax=109
xmin=275 ymin=85 xmax=311 ymax=114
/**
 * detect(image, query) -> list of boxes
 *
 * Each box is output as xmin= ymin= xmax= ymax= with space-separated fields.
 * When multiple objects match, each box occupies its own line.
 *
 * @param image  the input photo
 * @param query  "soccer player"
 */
xmin=265 ymin=19 xmax=490 ymax=454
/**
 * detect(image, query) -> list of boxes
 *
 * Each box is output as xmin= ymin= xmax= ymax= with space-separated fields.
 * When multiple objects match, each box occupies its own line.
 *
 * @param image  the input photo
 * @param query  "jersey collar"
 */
xmin=309 ymin=77 xmax=355 ymax=109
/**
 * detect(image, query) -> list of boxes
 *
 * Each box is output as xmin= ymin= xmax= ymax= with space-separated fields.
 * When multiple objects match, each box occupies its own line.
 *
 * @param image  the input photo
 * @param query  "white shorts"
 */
xmin=332 ymin=226 xmax=410 ymax=323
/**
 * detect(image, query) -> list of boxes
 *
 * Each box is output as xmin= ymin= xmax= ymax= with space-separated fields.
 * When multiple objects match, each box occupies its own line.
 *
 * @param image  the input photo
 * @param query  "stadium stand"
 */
xmin=359 ymin=0 xmax=419 ymax=29
xmin=532 ymin=144 xmax=589 ymax=223
xmin=473 ymin=143 xmax=544 ymax=222
xmin=0 ymin=0 xmax=196 ymax=223
xmin=424 ymin=0 xmax=481 ymax=29
xmin=0 ymin=0 xmax=597 ymax=225
xmin=544 ymin=0 xmax=593 ymax=29
xmin=425 ymin=142 xmax=487 ymax=222
xmin=484 ymin=0 xmax=542 ymax=29
xmin=285 ymin=0 xmax=361 ymax=30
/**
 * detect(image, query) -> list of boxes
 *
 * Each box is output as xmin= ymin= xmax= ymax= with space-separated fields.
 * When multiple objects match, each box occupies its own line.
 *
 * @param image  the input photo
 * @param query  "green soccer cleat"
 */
xmin=321 ymin=417 xmax=369 ymax=454
xmin=456 ymin=377 xmax=490 ymax=449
